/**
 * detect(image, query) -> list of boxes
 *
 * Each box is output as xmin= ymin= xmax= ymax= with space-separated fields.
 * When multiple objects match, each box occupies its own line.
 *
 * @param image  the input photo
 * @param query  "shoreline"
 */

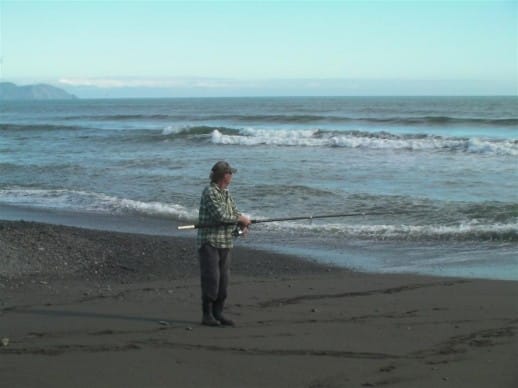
xmin=2 ymin=203 xmax=517 ymax=283
xmin=0 ymin=219 xmax=338 ymax=283
xmin=1 ymin=219 xmax=517 ymax=387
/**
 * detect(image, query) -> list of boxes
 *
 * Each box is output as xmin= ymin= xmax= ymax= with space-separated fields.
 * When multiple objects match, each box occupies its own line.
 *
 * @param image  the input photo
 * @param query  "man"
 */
xmin=197 ymin=161 xmax=251 ymax=326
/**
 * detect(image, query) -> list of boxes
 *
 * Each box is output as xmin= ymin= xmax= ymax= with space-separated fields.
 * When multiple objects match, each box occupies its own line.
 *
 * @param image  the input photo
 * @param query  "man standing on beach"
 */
xmin=197 ymin=161 xmax=251 ymax=326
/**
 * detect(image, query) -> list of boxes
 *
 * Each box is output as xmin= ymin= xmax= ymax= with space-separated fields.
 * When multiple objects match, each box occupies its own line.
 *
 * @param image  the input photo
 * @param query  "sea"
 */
xmin=1 ymin=96 xmax=517 ymax=280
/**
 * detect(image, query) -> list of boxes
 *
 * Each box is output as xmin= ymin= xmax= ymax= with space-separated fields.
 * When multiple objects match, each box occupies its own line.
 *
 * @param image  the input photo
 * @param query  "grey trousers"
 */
xmin=198 ymin=243 xmax=231 ymax=303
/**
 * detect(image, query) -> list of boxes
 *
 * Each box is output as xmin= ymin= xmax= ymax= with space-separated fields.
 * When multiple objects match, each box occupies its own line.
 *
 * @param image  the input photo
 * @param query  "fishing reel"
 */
xmin=232 ymin=223 xmax=248 ymax=237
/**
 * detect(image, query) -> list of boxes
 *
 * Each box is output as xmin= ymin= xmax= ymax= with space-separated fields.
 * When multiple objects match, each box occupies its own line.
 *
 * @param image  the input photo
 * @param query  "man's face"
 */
xmin=221 ymin=172 xmax=233 ymax=188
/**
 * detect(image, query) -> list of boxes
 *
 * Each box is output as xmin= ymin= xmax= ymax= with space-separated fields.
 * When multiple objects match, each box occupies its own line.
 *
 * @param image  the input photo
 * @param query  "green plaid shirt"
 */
xmin=197 ymin=183 xmax=241 ymax=248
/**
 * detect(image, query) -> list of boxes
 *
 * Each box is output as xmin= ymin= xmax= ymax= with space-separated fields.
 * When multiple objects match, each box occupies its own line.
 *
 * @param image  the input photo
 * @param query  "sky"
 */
xmin=0 ymin=0 xmax=516 ymax=97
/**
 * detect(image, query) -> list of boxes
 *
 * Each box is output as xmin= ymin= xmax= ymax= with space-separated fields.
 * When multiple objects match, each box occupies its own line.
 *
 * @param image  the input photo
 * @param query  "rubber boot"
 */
xmin=213 ymin=299 xmax=235 ymax=326
xmin=201 ymin=300 xmax=220 ymax=327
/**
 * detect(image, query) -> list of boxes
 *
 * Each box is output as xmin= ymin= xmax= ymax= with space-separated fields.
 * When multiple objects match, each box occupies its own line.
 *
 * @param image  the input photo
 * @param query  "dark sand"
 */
xmin=1 ymin=220 xmax=517 ymax=387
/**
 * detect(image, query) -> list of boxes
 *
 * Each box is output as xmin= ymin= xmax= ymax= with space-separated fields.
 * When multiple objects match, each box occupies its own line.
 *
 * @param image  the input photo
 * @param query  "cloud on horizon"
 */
xmin=58 ymin=77 xmax=243 ymax=89
xmin=48 ymin=76 xmax=518 ymax=98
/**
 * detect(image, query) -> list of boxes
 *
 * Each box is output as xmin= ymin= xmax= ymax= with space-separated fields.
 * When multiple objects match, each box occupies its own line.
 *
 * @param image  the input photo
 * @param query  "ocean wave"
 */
xmin=0 ymin=188 xmax=196 ymax=220
xmin=162 ymin=125 xmax=240 ymax=137
xmin=63 ymin=113 xmax=518 ymax=126
xmin=366 ymin=116 xmax=518 ymax=127
xmin=2 ymin=187 xmax=516 ymax=242
xmin=248 ymin=197 xmax=518 ymax=242
xmin=76 ymin=114 xmax=172 ymax=121
xmin=0 ymin=162 xmax=86 ymax=176
xmin=209 ymin=128 xmax=518 ymax=156
xmin=0 ymin=123 xmax=85 ymax=132
xmin=0 ymin=162 xmax=19 ymax=172
xmin=262 ymin=220 xmax=518 ymax=242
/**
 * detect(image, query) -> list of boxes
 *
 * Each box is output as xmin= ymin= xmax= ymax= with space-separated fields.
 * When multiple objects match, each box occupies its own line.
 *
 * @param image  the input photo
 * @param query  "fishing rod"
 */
xmin=177 ymin=211 xmax=393 ymax=236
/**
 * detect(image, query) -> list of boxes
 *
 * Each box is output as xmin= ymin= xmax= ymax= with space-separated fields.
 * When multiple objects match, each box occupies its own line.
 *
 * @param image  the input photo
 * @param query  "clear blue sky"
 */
xmin=1 ymin=0 xmax=516 ymax=96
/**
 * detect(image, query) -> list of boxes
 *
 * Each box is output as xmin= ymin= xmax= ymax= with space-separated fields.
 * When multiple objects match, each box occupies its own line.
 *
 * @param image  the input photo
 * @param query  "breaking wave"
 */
xmin=208 ymin=128 xmax=518 ymax=156
xmin=3 ymin=122 xmax=516 ymax=156
xmin=162 ymin=125 xmax=240 ymax=137
xmin=1 ymin=187 xmax=516 ymax=242
xmin=262 ymin=220 xmax=518 ymax=242
xmin=0 ymin=188 xmax=196 ymax=221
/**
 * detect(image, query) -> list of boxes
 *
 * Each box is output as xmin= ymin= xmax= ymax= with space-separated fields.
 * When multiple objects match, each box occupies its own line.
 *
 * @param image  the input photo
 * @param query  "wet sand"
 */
xmin=1 ymin=220 xmax=517 ymax=387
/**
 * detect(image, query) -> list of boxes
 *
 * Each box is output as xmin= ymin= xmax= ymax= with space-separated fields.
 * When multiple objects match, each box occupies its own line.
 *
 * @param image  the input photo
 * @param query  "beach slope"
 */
xmin=1 ymin=221 xmax=517 ymax=387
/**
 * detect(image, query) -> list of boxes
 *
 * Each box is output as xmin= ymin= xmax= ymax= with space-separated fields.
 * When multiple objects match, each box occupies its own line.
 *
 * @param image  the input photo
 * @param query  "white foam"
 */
xmin=261 ymin=219 xmax=518 ymax=241
xmin=210 ymin=128 xmax=518 ymax=155
xmin=211 ymin=128 xmax=325 ymax=146
xmin=162 ymin=125 xmax=186 ymax=135
xmin=0 ymin=188 xmax=196 ymax=220
xmin=467 ymin=137 xmax=518 ymax=156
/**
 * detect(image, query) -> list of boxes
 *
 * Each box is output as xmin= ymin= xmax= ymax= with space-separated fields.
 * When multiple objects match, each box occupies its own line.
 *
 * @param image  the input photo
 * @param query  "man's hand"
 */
xmin=238 ymin=214 xmax=251 ymax=227
xmin=237 ymin=215 xmax=251 ymax=237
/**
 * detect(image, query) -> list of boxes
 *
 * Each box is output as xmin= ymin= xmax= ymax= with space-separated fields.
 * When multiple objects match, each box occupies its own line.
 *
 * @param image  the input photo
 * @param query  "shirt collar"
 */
xmin=210 ymin=182 xmax=228 ymax=193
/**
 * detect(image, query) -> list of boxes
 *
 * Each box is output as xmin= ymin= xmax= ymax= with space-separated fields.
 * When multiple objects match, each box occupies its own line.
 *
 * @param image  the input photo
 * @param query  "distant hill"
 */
xmin=0 ymin=82 xmax=78 ymax=100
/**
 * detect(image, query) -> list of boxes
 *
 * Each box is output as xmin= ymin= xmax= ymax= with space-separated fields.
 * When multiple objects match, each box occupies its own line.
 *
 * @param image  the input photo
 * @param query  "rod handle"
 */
xmin=177 ymin=224 xmax=197 ymax=230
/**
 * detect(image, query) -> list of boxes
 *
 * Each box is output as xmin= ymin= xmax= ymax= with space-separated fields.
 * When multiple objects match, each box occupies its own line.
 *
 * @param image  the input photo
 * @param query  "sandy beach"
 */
xmin=1 ymin=220 xmax=517 ymax=388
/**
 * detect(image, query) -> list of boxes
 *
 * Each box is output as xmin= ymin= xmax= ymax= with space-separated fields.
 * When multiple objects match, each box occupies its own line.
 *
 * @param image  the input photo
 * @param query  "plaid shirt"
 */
xmin=197 ymin=183 xmax=241 ymax=248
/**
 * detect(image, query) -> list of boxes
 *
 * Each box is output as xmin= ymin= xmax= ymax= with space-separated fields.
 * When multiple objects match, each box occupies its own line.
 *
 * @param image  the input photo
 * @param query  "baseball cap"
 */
xmin=211 ymin=161 xmax=237 ymax=175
